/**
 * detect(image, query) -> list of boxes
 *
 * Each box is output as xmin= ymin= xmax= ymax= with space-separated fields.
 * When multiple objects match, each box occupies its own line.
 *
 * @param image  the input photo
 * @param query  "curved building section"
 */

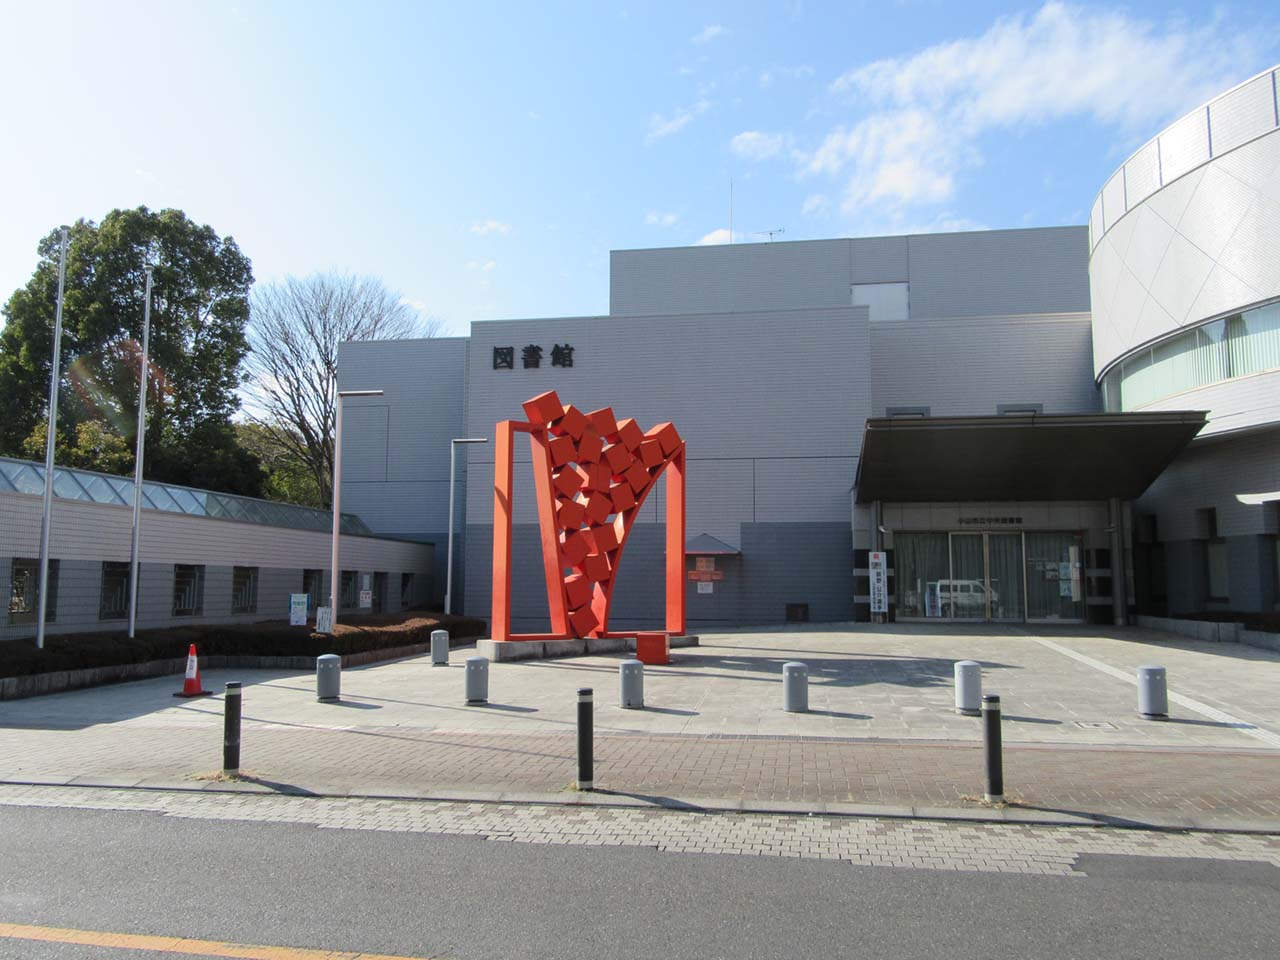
xmin=1089 ymin=66 xmax=1280 ymax=618
xmin=1089 ymin=63 xmax=1280 ymax=435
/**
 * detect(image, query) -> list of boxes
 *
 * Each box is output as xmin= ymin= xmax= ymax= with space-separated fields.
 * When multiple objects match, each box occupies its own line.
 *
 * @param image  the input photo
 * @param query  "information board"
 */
xmin=315 ymin=605 xmax=334 ymax=634
xmin=289 ymin=593 xmax=308 ymax=626
xmin=869 ymin=551 xmax=888 ymax=614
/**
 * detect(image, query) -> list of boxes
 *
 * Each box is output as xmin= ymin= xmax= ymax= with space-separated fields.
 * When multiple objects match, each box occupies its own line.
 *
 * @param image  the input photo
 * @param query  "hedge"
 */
xmin=0 ymin=611 xmax=487 ymax=679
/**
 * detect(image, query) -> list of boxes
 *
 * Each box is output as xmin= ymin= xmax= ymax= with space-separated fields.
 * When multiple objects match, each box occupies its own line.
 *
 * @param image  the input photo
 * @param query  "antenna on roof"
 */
xmin=755 ymin=228 xmax=785 ymax=242
xmin=729 ymin=177 xmax=734 ymax=244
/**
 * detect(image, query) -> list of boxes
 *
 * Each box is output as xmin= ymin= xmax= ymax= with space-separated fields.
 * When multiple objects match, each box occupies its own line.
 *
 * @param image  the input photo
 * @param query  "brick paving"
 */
xmin=3 ymin=784 xmax=1279 ymax=877
xmin=2 ymin=722 xmax=1277 ymax=828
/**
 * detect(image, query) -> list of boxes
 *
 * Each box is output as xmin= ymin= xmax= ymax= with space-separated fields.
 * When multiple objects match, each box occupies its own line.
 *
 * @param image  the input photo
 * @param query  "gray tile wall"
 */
xmin=0 ymin=490 xmax=433 ymax=640
xmin=337 ymin=336 xmax=468 ymax=604
xmin=870 ymin=315 xmax=1099 ymax=416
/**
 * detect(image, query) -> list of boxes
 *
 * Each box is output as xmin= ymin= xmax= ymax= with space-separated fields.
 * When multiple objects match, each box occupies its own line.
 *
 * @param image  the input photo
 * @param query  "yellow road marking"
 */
xmin=0 ymin=922 xmax=442 ymax=959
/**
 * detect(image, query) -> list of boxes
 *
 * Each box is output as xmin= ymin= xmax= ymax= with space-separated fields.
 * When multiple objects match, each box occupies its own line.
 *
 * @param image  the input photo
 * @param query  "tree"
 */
xmin=243 ymin=273 xmax=441 ymax=507
xmin=0 ymin=207 xmax=262 ymax=495
xmin=235 ymin=421 xmax=324 ymax=508
xmin=22 ymin=420 xmax=132 ymax=474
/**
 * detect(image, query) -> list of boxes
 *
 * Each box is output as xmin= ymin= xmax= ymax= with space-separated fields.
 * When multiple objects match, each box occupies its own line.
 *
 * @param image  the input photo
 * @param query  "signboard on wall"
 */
xmin=697 ymin=581 xmax=714 ymax=594
xmin=289 ymin=594 xmax=309 ymax=626
xmin=315 ymin=606 xmax=334 ymax=634
xmin=359 ymin=589 xmax=373 ymax=609
xmin=696 ymin=557 xmax=715 ymax=572
xmin=869 ymin=551 xmax=888 ymax=614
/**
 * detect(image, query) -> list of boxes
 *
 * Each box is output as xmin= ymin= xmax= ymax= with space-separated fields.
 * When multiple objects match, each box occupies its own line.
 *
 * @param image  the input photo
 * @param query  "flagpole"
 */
xmin=35 ymin=227 xmax=70 ymax=650
xmin=127 ymin=267 xmax=154 ymax=639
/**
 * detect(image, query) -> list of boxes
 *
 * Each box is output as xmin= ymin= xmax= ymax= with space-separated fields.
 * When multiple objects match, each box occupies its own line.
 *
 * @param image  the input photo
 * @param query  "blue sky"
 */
xmin=2 ymin=1 xmax=1279 ymax=335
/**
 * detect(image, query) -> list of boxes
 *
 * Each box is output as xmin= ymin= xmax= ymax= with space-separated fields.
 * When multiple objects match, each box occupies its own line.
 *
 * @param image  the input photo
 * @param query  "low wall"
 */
xmin=1137 ymin=615 xmax=1280 ymax=654
xmin=0 ymin=635 xmax=475 ymax=701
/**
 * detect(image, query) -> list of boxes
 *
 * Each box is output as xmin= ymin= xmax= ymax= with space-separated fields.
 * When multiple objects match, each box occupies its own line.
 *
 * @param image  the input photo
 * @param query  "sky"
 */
xmin=2 ymin=1 xmax=1279 ymax=336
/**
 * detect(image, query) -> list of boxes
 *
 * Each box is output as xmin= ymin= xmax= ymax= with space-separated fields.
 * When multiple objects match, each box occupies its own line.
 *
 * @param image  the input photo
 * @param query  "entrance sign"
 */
xmin=315 ymin=605 xmax=334 ymax=634
xmin=869 ymin=551 xmax=888 ymax=614
xmin=359 ymin=589 xmax=373 ymax=608
xmin=491 ymin=389 xmax=686 ymax=641
xmin=695 ymin=557 xmax=715 ymax=572
xmin=289 ymin=593 xmax=308 ymax=626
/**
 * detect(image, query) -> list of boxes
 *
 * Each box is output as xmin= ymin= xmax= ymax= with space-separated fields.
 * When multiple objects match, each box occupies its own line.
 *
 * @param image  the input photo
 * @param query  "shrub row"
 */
xmin=0 ymin=612 xmax=487 ymax=678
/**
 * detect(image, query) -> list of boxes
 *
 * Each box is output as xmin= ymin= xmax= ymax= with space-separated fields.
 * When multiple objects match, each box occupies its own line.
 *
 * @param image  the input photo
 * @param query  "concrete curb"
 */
xmin=476 ymin=635 xmax=700 ymax=662
xmin=4 ymin=775 xmax=1276 ymax=837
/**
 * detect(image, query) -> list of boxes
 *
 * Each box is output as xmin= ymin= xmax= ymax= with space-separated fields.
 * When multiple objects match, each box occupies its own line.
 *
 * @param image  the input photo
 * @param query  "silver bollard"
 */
xmin=1137 ymin=665 xmax=1168 ymax=719
xmin=316 ymin=654 xmax=341 ymax=701
xmin=955 ymin=660 xmax=982 ymax=716
xmin=465 ymin=655 xmax=489 ymax=703
xmin=431 ymin=629 xmax=449 ymax=666
xmin=620 ymin=658 xmax=644 ymax=709
xmin=783 ymin=661 xmax=808 ymax=713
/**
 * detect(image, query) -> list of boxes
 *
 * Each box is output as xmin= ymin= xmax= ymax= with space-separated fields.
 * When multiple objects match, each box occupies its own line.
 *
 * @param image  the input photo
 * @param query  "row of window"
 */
xmin=7 ymin=560 xmax=416 ymax=625
xmin=885 ymin=403 xmax=1043 ymax=418
xmin=1102 ymin=301 xmax=1280 ymax=411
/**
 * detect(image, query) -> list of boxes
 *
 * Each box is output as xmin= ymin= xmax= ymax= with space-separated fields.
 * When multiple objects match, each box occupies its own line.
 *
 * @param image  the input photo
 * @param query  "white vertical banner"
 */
xmin=869 ymin=551 xmax=888 ymax=614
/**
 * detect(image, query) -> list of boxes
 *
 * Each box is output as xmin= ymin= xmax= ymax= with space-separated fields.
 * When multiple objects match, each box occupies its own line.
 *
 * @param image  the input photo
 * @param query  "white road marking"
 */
xmin=1031 ymin=636 xmax=1280 ymax=749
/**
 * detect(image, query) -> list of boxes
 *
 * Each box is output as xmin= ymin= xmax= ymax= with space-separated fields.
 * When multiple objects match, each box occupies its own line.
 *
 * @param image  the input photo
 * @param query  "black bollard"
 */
xmin=577 ymin=687 xmax=593 ymax=790
xmin=982 ymin=693 xmax=1003 ymax=802
xmin=223 ymin=681 xmax=242 ymax=776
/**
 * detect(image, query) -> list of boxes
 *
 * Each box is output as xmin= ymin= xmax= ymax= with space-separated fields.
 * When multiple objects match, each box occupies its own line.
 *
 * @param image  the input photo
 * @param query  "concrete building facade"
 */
xmin=335 ymin=65 xmax=1279 ymax=632
xmin=1 ymin=458 xmax=434 ymax=641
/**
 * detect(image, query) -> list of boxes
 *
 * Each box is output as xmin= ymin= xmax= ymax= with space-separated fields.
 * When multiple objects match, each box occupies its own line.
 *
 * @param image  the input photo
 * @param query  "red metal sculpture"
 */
xmin=491 ymin=390 xmax=686 ymax=641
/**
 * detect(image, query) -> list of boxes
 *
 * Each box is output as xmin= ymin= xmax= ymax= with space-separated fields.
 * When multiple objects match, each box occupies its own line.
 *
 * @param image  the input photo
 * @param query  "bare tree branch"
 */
xmin=242 ymin=272 xmax=433 ymax=506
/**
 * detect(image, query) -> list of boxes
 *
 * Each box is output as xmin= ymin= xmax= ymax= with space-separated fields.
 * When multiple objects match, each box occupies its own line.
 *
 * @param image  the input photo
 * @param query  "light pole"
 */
xmin=445 ymin=437 xmax=487 ymax=616
xmin=328 ymin=388 xmax=383 ymax=631
xmin=127 ymin=266 xmax=154 ymax=639
xmin=35 ymin=227 xmax=70 ymax=650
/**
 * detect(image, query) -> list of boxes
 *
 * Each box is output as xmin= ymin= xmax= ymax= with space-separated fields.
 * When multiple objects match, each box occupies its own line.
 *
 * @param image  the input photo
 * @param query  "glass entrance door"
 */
xmin=987 ymin=533 xmax=1025 ymax=621
xmin=947 ymin=533 xmax=987 ymax=620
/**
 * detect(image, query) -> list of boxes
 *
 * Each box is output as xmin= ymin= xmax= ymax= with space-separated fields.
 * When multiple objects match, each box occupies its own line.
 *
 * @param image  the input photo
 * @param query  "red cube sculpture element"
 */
xmin=491 ymin=390 xmax=686 ymax=642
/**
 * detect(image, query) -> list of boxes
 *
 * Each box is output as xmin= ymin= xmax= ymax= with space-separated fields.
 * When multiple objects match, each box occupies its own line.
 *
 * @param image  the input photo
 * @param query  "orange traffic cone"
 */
xmin=173 ymin=643 xmax=212 ymax=698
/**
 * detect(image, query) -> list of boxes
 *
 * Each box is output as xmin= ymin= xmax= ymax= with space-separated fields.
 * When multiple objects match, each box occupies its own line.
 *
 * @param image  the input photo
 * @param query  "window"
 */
xmin=100 ymin=562 xmax=131 ymax=620
xmin=998 ymin=403 xmax=1042 ymax=416
xmin=303 ymin=569 xmax=324 ymax=611
xmin=1197 ymin=509 xmax=1229 ymax=601
xmin=886 ymin=405 xmax=930 ymax=418
xmin=340 ymin=570 xmax=357 ymax=610
xmin=172 ymin=564 xmax=205 ymax=617
xmin=9 ymin=558 xmax=58 ymax=624
xmin=785 ymin=602 xmax=810 ymax=623
xmin=232 ymin=566 xmax=258 ymax=614
xmin=852 ymin=282 xmax=909 ymax=322
xmin=400 ymin=572 xmax=414 ymax=609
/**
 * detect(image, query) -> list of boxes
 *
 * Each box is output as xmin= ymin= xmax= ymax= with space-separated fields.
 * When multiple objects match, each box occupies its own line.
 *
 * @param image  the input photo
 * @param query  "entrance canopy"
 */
xmin=854 ymin=411 xmax=1206 ymax=504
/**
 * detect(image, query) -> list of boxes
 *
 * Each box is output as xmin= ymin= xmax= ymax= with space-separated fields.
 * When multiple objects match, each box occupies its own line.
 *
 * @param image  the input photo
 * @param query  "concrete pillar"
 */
xmin=1109 ymin=497 xmax=1128 ymax=627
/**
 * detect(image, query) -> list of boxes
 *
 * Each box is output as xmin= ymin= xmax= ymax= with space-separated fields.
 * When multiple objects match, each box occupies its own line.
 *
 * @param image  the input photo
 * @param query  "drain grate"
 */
xmin=1074 ymin=720 xmax=1119 ymax=730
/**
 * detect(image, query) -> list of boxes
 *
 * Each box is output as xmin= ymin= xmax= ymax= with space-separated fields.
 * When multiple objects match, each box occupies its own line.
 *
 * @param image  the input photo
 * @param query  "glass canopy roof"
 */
xmin=0 ymin=457 xmax=373 ymax=536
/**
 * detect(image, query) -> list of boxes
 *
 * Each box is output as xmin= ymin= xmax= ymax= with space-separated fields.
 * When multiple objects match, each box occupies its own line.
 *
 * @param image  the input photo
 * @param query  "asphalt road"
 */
xmin=0 ymin=804 xmax=1277 ymax=960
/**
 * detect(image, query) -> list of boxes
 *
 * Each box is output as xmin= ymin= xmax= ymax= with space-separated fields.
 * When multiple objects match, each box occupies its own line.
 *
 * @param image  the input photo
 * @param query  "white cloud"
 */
xmin=645 ymin=211 xmax=679 ymax=227
xmin=465 ymin=259 xmax=496 ymax=272
xmin=802 ymin=194 xmax=828 ymax=216
xmin=646 ymin=99 xmax=711 ymax=143
xmin=469 ymin=219 xmax=511 ymax=235
xmin=696 ymin=228 xmax=732 ymax=245
xmin=730 ymin=130 xmax=789 ymax=160
xmin=692 ymin=24 xmax=725 ymax=45
xmin=806 ymin=2 xmax=1263 ymax=216
xmin=759 ymin=65 xmax=813 ymax=88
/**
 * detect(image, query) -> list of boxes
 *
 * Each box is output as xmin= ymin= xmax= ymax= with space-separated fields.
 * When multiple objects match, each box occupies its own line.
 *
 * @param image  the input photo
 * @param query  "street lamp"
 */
xmin=328 ymin=388 xmax=383 ymax=631
xmin=35 ymin=227 xmax=69 ymax=650
xmin=445 ymin=437 xmax=488 ymax=616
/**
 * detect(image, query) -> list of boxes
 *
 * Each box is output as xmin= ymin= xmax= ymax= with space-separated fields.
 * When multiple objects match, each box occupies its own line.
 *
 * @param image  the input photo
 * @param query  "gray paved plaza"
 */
xmin=2 ymin=624 xmax=1278 ymax=828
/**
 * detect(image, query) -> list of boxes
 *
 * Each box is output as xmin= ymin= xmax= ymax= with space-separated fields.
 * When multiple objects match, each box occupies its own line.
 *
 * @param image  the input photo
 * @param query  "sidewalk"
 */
xmin=3 ymin=625 xmax=1279 ymax=831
